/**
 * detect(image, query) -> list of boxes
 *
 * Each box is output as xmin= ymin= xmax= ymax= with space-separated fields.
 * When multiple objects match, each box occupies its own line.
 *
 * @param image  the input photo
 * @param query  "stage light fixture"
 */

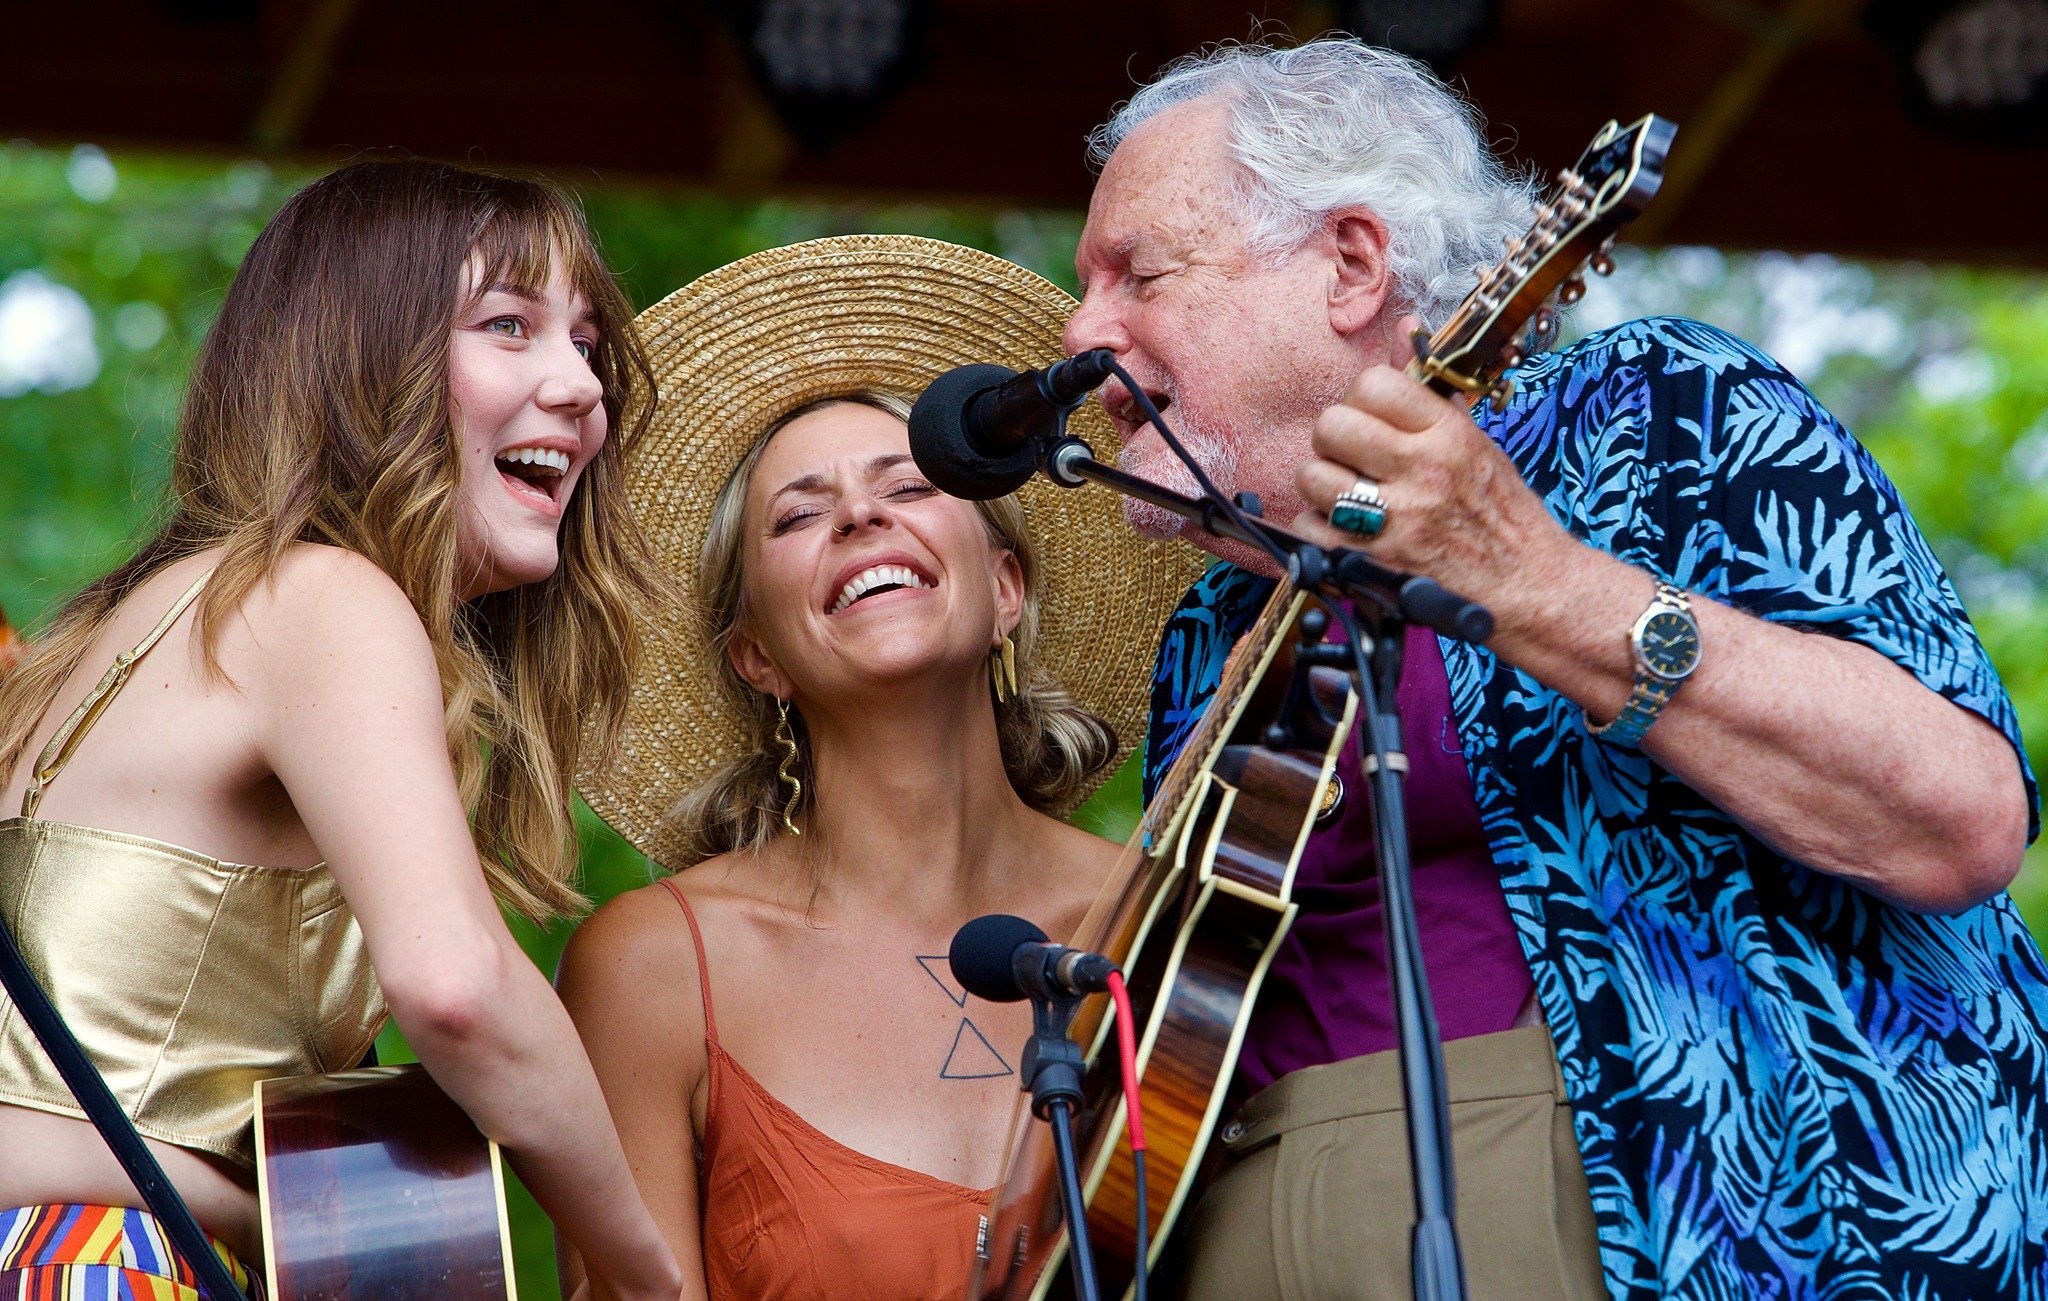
xmin=1340 ymin=0 xmax=1497 ymax=67
xmin=731 ymin=0 xmax=925 ymax=151
xmin=1869 ymin=0 xmax=2048 ymax=140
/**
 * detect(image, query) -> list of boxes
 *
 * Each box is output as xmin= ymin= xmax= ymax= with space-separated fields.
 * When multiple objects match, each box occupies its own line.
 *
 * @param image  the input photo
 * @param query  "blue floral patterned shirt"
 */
xmin=1143 ymin=318 xmax=2048 ymax=1300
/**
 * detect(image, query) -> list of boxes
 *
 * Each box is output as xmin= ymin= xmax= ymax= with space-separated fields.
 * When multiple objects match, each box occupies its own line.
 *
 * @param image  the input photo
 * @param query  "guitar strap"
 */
xmin=0 ymin=913 xmax=252 ymax=1301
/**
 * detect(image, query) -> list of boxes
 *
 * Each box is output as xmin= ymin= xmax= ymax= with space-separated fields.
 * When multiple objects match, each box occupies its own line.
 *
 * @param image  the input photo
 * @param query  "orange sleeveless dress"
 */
xmin=660 ymin=878 xmax=996 ymax=1300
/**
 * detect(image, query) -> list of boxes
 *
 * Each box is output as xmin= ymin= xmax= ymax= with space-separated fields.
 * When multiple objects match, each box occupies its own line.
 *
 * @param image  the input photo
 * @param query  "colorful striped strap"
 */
xmin=0 ymin=1204 xmax=252 ymax=1296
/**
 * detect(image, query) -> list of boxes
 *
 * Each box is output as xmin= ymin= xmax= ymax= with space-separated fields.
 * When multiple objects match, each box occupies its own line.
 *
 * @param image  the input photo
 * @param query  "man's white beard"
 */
xmin=1118 ymin=411 xmax=1240 ymax=542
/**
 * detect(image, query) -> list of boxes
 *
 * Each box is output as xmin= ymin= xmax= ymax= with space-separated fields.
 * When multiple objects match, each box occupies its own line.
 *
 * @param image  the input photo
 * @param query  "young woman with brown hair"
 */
xmin=559 ymin=236 xmax=1201 ymax=1301
xmin=0 ymin=160 xmax=683 ymax=1300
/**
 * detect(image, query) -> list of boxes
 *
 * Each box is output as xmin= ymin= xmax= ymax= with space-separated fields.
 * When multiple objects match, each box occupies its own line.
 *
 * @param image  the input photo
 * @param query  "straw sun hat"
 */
xmin=578 ymin=234 xmax=1206 ymax=869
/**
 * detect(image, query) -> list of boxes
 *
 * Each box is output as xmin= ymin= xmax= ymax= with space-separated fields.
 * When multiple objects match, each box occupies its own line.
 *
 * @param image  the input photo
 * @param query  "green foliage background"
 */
xmin=1 ymin=143 xmax=2042 ymax=1297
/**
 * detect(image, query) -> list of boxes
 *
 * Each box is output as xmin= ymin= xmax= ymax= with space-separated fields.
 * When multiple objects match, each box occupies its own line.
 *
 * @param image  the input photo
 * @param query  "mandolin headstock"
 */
xmin=1410 ymin=113 xmax=1677 ymax=412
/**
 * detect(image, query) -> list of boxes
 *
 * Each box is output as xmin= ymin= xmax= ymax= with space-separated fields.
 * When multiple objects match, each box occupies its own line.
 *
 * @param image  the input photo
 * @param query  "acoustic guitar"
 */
xmin=253 ymin=1065 xmax=517 ymax=1299
xmin=970 ymin=113 xmax=1677 ymax=1301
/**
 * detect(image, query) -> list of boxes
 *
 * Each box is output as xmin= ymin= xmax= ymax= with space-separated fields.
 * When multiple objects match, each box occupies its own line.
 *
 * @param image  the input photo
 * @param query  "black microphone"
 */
xmin=909 ymin=349 xmax=1117 ymax=500
xmin=949 ymin=914 xmax=1117 ymax=1004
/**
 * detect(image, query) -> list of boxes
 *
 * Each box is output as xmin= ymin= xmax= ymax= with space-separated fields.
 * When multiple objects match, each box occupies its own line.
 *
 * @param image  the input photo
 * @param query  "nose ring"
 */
xmin=833 ymin=521 xmax=856 ymax=537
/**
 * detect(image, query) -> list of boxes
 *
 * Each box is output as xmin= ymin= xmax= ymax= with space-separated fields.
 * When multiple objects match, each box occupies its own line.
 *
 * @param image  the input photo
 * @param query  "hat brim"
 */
xmin=578 ymin=234 xmax=1205 ymax=870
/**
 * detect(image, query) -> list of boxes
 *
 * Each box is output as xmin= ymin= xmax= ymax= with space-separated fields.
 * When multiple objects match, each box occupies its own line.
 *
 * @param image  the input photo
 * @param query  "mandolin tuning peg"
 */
xmin=1534 ymin=307 xmax=1557 ymax=338
xmin=1499 ymin=343 xmax=1525 ymax=369
xmin=1590 ymin=236 xmax=1617 ymax=277
xmin=1558 ymin=278 xmax=1585 ymax=304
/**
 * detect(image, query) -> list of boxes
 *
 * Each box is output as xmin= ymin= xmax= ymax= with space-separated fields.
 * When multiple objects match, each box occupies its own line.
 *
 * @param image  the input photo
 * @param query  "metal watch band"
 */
xmin=1587 ymin=582 xmax=1695 ymax=747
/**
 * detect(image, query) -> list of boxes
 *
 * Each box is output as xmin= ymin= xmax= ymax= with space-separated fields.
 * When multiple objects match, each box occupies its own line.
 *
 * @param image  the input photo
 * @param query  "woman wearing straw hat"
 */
xmin=560 ymin=236 xmax=1200 ymax=1301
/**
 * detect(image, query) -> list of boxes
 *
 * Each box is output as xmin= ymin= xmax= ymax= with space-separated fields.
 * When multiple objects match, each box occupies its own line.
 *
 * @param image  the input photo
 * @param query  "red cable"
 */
xmin=1106 ymin=970 xmax=1146 ymax=1152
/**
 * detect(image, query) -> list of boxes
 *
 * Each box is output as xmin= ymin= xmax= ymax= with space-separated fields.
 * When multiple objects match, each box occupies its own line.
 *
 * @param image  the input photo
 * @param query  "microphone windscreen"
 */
xmin=949 ymin=913 xmax=1049 ymax=1003
xmin=910 ymin=364 xmax=1038 ymax=501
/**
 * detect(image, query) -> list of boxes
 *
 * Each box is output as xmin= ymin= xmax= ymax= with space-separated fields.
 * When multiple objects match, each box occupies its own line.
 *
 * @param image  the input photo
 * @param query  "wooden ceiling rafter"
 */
xmin=1636 ymin=0 xmax=1872 ymax=243
xmin=249 ymin=0 xmax=362 ymax=151
xmin=0 ymin=0 xmax=2038 ymax=265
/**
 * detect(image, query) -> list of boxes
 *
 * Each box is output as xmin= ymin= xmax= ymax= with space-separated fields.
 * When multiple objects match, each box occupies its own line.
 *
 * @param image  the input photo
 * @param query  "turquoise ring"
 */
xmin=1329 ymin=478 xmax=1390 ymax=540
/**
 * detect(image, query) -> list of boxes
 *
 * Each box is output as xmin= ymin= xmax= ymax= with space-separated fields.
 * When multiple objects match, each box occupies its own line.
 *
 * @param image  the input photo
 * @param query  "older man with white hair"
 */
xmin=1066 ymin=39 xmax=2045 ymax=1301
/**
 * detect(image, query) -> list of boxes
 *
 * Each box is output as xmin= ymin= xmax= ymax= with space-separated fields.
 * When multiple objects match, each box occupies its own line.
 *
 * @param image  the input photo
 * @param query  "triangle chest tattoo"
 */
xmin=916 ymin=954 xmax=1015 ymax=1081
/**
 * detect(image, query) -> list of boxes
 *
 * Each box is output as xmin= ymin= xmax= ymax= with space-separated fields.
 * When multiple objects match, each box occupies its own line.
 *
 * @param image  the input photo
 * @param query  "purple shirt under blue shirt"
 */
xmin=1234 ymin=621 xmax=1533 ymax=1096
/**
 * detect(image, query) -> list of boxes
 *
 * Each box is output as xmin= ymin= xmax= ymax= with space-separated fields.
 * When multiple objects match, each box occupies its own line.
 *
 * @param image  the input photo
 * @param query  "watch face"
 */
xmin=1638 ymin=609 xmax=1702 ymax=680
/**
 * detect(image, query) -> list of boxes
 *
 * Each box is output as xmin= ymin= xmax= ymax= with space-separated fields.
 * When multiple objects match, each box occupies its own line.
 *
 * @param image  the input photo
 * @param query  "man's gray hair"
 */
xmin=1087 ymin=41 xmax=1538 ymax=327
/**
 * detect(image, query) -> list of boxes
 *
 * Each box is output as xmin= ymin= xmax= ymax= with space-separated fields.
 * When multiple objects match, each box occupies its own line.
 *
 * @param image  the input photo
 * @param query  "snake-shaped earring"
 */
xmin=990 ymin=634 xmax=1018 ymax=703
xmin=774 ymin=697 xmax=803 ymax=837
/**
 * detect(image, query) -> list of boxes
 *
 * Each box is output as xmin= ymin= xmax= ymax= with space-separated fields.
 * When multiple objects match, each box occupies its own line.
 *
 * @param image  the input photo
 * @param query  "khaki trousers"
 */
xmin=1176 ymin=1026 xmax=1605 ymax=1301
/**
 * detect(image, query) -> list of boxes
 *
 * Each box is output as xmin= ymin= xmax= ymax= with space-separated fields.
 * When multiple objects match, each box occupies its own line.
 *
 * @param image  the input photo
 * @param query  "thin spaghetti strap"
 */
xmin=658 ymin=876 xmax=720 ymax=1046
xmin=21 ymin=568 xmax=216 ymax=820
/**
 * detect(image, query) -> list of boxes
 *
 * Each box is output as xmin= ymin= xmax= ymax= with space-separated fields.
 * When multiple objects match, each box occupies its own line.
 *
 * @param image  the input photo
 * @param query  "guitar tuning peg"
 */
xmin=1558 ymin=278 xmax=1586 ymax=305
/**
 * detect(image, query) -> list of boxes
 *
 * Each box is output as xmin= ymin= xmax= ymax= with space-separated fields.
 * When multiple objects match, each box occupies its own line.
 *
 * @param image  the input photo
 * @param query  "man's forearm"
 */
xmin=1493 ymin=541 xmax=2029 ymax=914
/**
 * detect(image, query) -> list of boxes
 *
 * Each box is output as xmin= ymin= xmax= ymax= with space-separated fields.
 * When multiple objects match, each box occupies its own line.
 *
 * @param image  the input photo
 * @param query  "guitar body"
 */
xmin=254 ymin=1065 xmax=517 ymax=1300
xmin=976 ymin=587 xmax=1356 ymax=1301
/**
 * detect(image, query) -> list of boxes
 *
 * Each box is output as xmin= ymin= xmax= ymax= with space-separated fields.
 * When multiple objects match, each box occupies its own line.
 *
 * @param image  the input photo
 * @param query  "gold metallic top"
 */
xmin=0 ymin=571 xmax=385 ymax=1168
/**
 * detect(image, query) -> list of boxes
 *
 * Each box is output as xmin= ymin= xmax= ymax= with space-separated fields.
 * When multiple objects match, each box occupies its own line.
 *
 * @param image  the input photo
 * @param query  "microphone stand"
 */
xmin=1016 ymin=983 xmax=1102 ymax=1301
xmin=1039 ymin=432 xmax=1474 ymax=1301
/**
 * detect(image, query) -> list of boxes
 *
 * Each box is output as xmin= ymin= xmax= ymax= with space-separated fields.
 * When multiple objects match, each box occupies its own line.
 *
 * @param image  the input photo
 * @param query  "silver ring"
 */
xmin=1328 ymin=478 xmax=1390 ymax=540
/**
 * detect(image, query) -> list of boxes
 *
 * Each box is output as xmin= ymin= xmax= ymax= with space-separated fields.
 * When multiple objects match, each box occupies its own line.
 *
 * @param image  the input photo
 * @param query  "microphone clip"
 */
xmin=1020 ymin=985 xmax=1088 ymax=1122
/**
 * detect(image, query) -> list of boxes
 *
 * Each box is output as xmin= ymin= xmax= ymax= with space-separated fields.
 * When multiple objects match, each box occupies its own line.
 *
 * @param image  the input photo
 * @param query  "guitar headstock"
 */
xmin=1410 ymin=113 xmax=1677 ymax=411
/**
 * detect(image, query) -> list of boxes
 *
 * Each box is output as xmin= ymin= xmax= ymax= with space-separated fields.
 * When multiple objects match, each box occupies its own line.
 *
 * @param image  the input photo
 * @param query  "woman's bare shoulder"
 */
xmin=1014 ymin=813 xmax=1128 ymax=939
xmin=558 ymin=878 xmax=709 ymax=1066
xmin=563 ymin=879 xmax=702 ymax=989
xmin=1048 ymin=815 xmax=1130 ymax=878
xmin=220 ymin=545 xmax=437 ymax=700
xmin=561 ymin=860 xmax=776 ymax=996
xmin=234 ymin=544 xmax=418 ymax=640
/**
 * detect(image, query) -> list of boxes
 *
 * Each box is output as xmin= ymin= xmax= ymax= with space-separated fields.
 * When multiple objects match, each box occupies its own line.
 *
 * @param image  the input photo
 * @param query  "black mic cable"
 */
xmin=1096 ymin=356 xmax=1292 ymax=573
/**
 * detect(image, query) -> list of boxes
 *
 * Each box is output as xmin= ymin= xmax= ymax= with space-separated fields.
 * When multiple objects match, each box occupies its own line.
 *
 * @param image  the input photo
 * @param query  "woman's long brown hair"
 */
xmin=0 ymin=160 xmax=661 ymax=923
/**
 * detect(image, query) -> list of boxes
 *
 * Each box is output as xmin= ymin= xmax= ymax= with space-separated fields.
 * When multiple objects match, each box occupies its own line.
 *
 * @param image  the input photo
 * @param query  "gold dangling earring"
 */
xmin=990 ymin=635 xmax=1018 ymax=703
xmin=774 ymin=698 xmax=803 ymax=837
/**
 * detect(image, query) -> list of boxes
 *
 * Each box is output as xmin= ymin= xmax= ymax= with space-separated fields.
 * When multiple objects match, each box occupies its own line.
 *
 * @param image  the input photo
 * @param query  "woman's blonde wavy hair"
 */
xmin=669 ymin=392 xmax=1116 ymax=864
xmin=0 ymin=159 xmax=662 ymax=923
